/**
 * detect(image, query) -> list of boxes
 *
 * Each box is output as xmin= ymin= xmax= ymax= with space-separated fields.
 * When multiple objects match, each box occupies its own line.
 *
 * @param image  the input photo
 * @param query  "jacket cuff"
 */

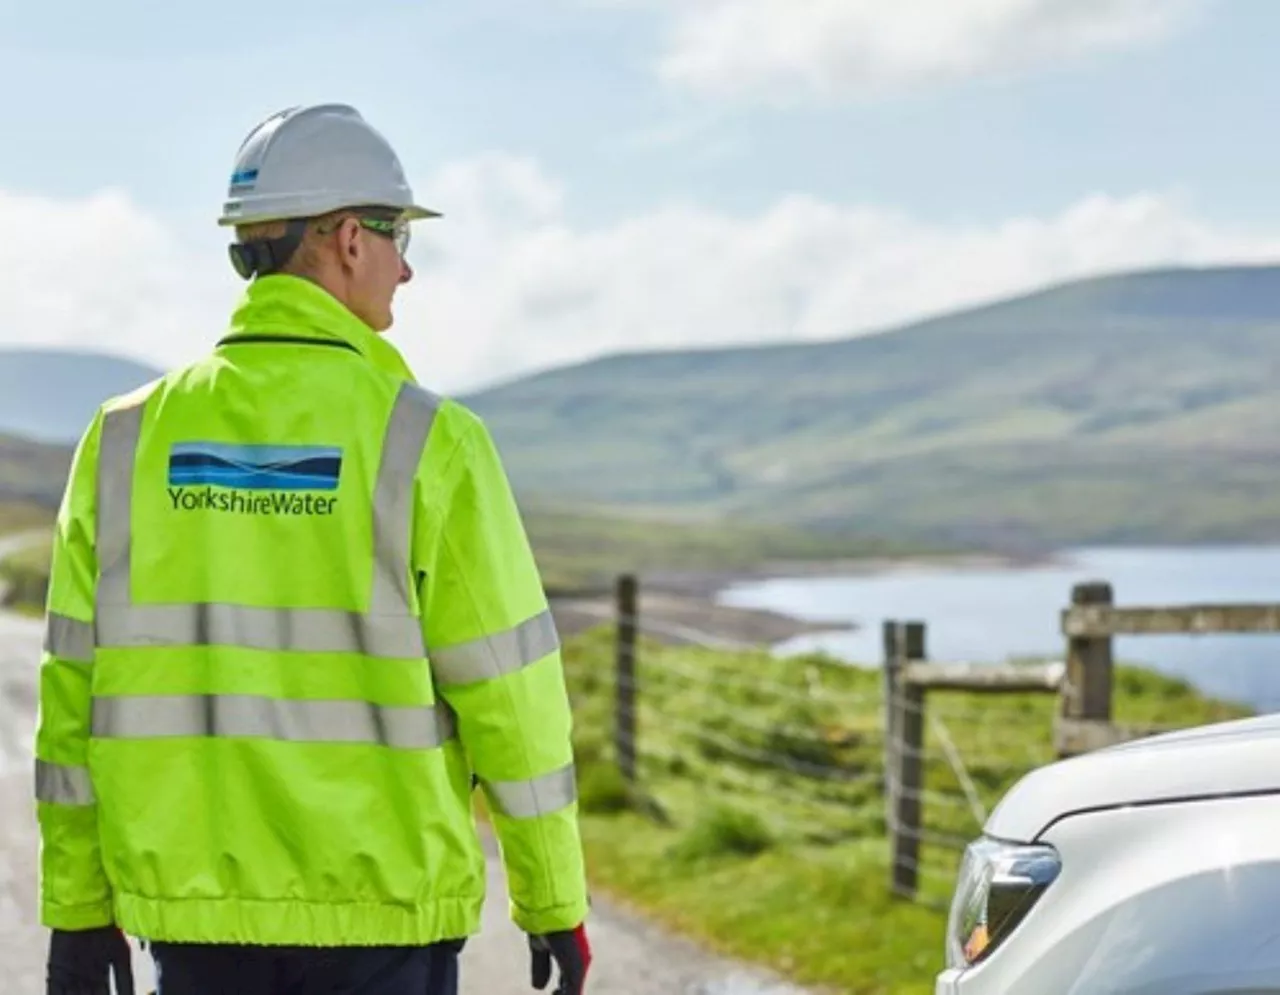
xmin=511 ymin=896 xmax=589 ymax=936
xmin=41 ymin=899 xmax=114 ymax=931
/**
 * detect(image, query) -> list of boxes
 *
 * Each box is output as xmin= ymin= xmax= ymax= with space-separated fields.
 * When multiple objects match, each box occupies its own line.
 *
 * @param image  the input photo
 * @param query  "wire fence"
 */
xmin=567 ymin=574 xmax=1280 ymax=911
xmin=580 ymin=602 xmax=1036 ymax=911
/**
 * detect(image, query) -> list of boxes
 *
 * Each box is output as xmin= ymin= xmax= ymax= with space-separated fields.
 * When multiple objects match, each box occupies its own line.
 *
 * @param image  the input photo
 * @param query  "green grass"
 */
xmin=0 ymin=534 xmax=52 ymax=614
xmin=560 ymin=627 xmax=1252 ymax=994
xmin=0 ymin=500 xmax=54 ymax=534
xmin=0 ymin=502 xmax=55 ymax=614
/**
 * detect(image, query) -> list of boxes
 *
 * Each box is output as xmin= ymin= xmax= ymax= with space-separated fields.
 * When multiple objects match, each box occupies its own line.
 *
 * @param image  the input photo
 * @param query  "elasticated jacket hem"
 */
xmin=115 ymin=891 xmax=484 ymax=947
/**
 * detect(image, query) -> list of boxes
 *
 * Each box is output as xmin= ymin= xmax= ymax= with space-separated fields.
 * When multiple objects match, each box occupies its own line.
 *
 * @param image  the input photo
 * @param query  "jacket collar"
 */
xmin=222 ymin=274 xmax=418 ymax=383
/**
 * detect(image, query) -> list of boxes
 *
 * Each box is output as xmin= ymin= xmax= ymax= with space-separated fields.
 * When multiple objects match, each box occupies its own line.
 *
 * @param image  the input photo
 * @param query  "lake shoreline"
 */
xmin=692 ymin=544 xmax=1280 ymax=710
xmin=643 ymin=549 xmax=1063 ymax=596
xmin=549 ymin=549 xmax=1060 ymax=649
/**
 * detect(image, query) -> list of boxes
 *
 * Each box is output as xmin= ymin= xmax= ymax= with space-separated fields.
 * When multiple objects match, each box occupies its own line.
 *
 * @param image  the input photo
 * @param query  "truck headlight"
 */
xmin=945 ymin=836 xmax=1061 ymax=970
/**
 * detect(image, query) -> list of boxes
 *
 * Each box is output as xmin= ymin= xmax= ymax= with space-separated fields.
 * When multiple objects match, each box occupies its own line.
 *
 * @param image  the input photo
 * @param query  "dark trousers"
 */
xmin=150 ymin=939 xmax=465 ymax=995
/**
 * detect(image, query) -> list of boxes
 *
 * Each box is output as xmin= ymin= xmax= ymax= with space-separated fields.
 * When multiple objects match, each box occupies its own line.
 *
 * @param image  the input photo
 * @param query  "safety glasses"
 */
xmin=315 ymin=211 xmax=411 ymax=257
xmin=357 ymin=216 xmax=411 ymax=257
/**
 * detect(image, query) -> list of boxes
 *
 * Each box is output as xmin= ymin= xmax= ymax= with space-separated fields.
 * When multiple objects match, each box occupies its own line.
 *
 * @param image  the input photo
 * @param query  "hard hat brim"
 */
xmin=401 ymin=204 xmax=443 ymax=221
xmin=217 ymin=201 xmax=442 ymax=227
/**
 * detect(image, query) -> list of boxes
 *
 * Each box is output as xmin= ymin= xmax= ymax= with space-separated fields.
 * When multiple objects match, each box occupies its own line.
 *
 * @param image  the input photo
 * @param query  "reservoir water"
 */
xmin=717 ymin=545 xmax=1280 ymax=711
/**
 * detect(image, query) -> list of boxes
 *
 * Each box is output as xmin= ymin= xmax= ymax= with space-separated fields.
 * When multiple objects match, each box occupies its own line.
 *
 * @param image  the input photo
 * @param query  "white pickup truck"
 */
xmin=935 ymin=712 xmax=1280 ymax=995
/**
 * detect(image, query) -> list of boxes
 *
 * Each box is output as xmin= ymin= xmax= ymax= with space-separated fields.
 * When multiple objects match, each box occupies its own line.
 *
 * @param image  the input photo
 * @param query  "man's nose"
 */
xmin=399 ymin=256 xmax=413 ymax=285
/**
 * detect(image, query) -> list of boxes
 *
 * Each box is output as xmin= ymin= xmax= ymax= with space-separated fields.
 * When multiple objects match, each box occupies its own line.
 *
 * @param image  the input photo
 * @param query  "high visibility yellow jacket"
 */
xmin=33 ymin=274 xmax=588 ymax=946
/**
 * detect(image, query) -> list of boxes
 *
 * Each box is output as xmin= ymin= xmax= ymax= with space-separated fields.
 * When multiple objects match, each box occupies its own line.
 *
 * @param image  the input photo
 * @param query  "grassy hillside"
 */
xmin=0 ymin=496 xmax=946 ymax=613
xmin=0 ymin=439 xmax=953 ymax=601
xmin=522 ymin=505 xmax=954 ymax=594
xmin=465 ymin=265 xmax=1280 ymax=546
xmin=0 ymin=435 xmax=72 ymax=509
xmin=10 ymin=266 xmax=1280 ymax=548
xmin=561 ymin=626 xmax=1250 ymax=993
xmin=0 ymin=501 xmax=55 ymax=535
xmin=0 ymin=537 xmax=52 ymax=615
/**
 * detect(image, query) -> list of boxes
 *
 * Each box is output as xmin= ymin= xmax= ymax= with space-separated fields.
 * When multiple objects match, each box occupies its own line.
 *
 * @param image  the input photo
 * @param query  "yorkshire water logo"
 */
xmin=228 ymin=167 xmax=259 ymax=193
xmin=167 ymin=442 xmax=342 ymax=517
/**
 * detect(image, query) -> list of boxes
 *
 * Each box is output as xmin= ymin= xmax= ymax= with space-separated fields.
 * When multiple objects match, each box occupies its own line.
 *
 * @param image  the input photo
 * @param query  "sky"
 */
xmin=2 ymin=0 xmax=1279 ymax=392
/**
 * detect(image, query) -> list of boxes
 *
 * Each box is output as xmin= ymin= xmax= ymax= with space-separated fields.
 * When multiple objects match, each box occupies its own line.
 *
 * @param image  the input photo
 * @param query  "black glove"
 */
xmin=528 ymin=924 xmax=591 ymax=994
xmin=47 ymin=925 xmax=135 ymax=995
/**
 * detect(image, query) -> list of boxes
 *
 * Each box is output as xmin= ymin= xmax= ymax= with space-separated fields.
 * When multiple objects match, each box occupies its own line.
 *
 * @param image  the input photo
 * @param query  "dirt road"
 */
xmin=0 ymin=597 xmax=811 ymax=994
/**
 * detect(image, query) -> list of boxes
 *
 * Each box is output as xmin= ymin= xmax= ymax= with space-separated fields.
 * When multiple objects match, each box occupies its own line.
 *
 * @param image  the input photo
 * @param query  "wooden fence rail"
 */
xmin=885 ymin=579 xmax=1280 ymax=899
xmin=603 ymin=572 xmax=1280 ymax=903
xmin=883 ymin=621 xmax=1065 ymax=898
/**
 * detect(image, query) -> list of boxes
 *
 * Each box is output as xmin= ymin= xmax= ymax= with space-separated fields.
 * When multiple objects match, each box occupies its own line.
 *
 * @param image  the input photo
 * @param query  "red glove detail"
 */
xmin=529 ymin=923 xmax=591 ymax=994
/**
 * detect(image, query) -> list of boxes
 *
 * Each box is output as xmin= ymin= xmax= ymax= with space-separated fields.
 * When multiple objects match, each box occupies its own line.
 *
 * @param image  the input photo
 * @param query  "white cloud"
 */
xmin=611 ymin=0 xmax=1205 ymax=102
xmin=2 ymin=157 xmax=1278 ymax=398
xmin=395 ymin=156 xmax=1280 ymax=392
xmin=0 ymin=187 xmax=235 ymax=371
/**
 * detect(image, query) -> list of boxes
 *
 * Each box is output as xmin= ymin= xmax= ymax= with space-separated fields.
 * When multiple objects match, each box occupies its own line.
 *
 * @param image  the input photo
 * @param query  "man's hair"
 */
xmin=234 ymin=208 xmax=358 ymax=277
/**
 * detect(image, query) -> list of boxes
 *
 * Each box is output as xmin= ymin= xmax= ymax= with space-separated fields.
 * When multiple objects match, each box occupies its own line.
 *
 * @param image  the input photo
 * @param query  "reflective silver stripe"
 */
xmin=95 ymin=603 xmax=424 ymax=660
xmin=97 ymin=400 xmax=146 ymax=608
xmin=483 ymin=763 xmax=577 ymax=819
xmin=34 ymin=759 xmax=96 ymax=806
xmin=430 ymin=609 xmax=560 ymax=686
xmin=44 ymin=613 xmax=95 ymax=664
xmin=370 ymin=383 xmax=440 ymax=615
xmin=92 ymin=694 xmax=457 ymax=749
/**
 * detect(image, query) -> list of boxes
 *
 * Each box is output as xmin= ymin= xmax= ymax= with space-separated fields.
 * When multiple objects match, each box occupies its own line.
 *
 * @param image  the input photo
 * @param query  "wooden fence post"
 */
xmin=882 ymin=620 xmax=901 ymax=816
xmin=1059 ymin=581 xmax=1114 ymax=758
xmin=615 ymin=574 xmax=638 ymax=784
xmin=891 ymin=621 xmax=927 ymax=899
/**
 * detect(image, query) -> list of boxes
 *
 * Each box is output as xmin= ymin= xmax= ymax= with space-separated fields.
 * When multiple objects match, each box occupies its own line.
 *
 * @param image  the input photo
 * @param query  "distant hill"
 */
xmin=8 ymin=265 xmax=1280 ymax=547
xmin=462 ymin=264 xmax=1280 ymax=546
xmin=0 ymin=432 xmax=72 ymax=508
xmin=0 ymin=350 xmax=160 ymax=443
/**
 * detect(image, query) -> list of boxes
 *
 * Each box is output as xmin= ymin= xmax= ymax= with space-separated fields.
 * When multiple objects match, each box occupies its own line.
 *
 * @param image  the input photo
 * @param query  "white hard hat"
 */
xmin=217 ymin=103 xmax=440 ymax=227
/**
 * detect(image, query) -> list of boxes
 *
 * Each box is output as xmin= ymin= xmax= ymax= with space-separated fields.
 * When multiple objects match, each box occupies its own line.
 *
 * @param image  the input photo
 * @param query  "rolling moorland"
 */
xmin=466 ymin=264 xmax=1280 ymax=548
xmin=4 ymin=263 xmax=1280 ymax=555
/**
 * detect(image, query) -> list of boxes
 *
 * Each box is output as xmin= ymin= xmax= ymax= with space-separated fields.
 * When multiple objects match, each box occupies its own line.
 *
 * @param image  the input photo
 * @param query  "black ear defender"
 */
xmin=226 ymin=219 xmax=309 ymax=280
xmin=228 ymin=241 xmax=261 ymax=280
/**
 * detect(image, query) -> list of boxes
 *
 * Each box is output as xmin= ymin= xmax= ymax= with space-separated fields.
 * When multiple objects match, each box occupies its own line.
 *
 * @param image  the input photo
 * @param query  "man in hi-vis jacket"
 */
xmin=35 ymin=103 xmax=591 ymax=995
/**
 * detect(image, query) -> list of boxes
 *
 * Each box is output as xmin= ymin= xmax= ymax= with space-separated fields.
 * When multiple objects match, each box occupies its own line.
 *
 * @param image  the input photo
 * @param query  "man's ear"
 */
xmin=338 ymin=217 xmax=363 ymax=269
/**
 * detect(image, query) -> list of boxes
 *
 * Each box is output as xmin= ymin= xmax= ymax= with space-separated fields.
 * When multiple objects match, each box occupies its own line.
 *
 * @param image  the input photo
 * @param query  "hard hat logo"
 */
xmin=229 ymin=168 xmax=260 ymax=194
xmin=217 ymin=104 xmax=440 ymax=228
